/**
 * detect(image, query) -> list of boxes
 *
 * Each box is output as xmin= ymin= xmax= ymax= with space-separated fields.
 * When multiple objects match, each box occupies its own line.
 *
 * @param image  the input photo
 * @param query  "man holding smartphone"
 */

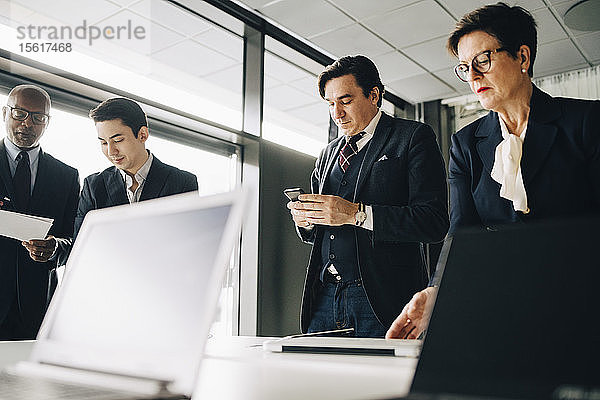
xmin=287 ymin=55 xmax=449 ymax=337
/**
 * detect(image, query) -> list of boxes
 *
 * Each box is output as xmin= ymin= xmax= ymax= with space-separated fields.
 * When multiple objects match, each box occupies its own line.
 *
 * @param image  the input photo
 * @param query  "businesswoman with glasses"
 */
xmin=386 ymin=2 xmax=600 ymax=340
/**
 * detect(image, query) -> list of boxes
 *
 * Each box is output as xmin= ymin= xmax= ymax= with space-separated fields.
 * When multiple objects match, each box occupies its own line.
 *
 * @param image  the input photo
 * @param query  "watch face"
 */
xmin=355 ymin=210 xmax=367 ymax=224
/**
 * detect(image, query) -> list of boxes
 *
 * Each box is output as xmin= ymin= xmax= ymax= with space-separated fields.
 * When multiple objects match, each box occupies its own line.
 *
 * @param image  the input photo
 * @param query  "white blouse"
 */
xmin=490 ymin=116 xmax=530 ymax=214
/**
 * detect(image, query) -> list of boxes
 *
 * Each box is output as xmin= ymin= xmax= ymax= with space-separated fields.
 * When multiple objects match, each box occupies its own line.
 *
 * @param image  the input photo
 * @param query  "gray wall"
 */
xmin=257 ymin=140 xmax=316 ymax=336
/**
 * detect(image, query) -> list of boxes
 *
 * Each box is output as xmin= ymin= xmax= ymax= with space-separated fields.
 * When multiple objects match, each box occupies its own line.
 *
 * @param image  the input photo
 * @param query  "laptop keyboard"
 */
xmin=0 ymin=371 xmax=140 ymax=400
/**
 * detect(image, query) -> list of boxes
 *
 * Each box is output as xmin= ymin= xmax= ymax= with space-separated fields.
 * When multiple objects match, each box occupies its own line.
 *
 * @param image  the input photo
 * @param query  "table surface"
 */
xmin=0 ymin=336 xmax=417 ymax=400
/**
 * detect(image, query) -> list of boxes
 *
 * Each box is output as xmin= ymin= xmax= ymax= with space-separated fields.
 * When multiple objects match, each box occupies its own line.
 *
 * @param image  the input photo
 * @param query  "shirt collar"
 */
xmin=347 ymin=109 xmax=381 ymax=152
xmin=4 ymin=136 xmax=41 ymax=164
xmin=118 ymin=151 xmax=153 ymax=184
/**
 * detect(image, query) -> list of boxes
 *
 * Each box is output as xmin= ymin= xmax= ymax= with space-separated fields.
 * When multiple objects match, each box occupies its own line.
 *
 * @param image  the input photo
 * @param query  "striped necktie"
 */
xmin=338 ymin=132 xmax=364 ymax=172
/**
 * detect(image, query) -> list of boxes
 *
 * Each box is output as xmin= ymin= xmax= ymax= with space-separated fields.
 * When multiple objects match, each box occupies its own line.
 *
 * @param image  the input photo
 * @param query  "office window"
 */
xmin=0 ymin=92 xmax=240 ymax=335
xmin=0 ymin=0 xmax=244 ymax=130
xmin=263 ymin=37 xmax=328 ymax=156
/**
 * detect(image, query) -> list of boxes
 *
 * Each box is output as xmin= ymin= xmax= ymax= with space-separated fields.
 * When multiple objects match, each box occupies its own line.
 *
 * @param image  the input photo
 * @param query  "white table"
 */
xmin=0 ymin=337 xmax=417 ymax=400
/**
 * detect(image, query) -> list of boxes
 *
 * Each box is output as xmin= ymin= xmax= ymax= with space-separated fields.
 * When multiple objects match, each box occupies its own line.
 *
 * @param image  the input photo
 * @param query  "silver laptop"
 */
xmin=263 ymin=335 xmax=421 ymax=357
xmin=1 ymin=190 xmax=247 ymax=399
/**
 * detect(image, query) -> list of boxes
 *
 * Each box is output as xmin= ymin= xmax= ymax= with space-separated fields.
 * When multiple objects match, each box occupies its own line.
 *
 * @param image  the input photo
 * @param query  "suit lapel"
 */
xmin=0 ymin=140 xmax=14 ymax=199
xmin=104 ymin=168 xmax=128 ymax=206
xmin=140 ymin=156 xmax=169 ymax=201
xmin=29 ymin=150 xmax=51 ymax=213
xmin=354 ymin=113 xmax=393 ymax=199
xmin=319 ymin=139 xmax=345 ymax=194
xmin=475 ymin=111 xmax=502 ymax=176
xmin=521 ymin=86 xmax=559 ymax=186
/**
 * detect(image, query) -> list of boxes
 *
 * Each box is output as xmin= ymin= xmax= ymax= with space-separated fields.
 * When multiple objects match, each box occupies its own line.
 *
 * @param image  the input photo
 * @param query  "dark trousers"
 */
xmin=307 ymin=280 xmax=386 ymax=338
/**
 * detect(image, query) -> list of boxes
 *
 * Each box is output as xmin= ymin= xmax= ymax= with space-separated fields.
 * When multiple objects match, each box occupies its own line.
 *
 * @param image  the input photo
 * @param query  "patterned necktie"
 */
xmin=13 ymin=151 xmax=31 ymax=212
xmin=338 ymin=132 xmax=364 ymax=172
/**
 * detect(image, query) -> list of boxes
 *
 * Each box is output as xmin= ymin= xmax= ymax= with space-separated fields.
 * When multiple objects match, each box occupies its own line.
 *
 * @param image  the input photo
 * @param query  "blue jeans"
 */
xmin=307 ymin=280 xmax=387 ymax=338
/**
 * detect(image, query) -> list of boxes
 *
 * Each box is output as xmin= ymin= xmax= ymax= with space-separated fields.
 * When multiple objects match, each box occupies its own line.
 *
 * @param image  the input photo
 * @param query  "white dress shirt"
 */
xmin=490 ymin=117 xmax=529 ymax=213
xmin=118 ymin=152 xmax=153 ymax=204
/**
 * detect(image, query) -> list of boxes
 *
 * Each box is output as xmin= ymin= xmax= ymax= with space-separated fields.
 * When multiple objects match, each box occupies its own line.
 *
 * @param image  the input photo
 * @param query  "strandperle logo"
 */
xmin=16 ymin=20 xmax=146 ymax=46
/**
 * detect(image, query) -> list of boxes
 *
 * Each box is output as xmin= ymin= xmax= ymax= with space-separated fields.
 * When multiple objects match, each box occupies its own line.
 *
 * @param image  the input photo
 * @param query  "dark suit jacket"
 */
xmin=449 ymin=86 xmax=600 ymax=233
xmin=74 ymin=156 xmax=198 ymax=239
xmin=299 ymin=112 xmax=449 ymax=332
xmin=0 ymin=141 xmax=79 ymax=336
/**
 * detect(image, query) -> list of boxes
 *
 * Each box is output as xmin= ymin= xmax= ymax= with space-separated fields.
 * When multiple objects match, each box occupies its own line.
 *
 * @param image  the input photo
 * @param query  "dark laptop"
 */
xmin=395 ymin=217 xmax=600 ymax=400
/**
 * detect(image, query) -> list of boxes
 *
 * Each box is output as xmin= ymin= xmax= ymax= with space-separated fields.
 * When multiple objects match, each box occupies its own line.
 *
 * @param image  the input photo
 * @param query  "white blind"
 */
xmin=534 ymin=66 xmax=600 ymax=100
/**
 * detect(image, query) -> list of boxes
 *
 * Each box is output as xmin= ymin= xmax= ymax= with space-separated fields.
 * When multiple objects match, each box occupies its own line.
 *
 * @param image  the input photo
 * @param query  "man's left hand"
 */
xmin=22 ymin=235 xmax=57 ymax=263
xmin=294 ymin=194 xmax=358 ymax=226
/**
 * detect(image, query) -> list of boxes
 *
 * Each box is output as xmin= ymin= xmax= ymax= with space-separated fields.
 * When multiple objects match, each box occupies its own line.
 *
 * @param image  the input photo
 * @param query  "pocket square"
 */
xmin=377 ymin=155 xmax=388 ymax=161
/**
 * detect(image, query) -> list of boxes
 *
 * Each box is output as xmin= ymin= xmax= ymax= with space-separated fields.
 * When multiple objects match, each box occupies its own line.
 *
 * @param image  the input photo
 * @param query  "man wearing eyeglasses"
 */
xmin=0 ymin=84 xmax=80 ymax=340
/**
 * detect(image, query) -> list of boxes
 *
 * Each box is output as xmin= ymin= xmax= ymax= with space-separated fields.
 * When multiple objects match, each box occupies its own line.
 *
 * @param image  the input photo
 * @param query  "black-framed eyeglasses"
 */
xmin=454 ymin=48 xmax=508 ymax=82
xmin=4 ymin=106 xmax=50 ymax=125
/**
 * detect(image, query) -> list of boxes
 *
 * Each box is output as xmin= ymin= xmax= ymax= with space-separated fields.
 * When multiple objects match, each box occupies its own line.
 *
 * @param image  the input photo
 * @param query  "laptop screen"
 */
xmin=33 ymin=192 xmax=243 ymax=395
xmin=411 ymin=218 xmax=600 ymax=400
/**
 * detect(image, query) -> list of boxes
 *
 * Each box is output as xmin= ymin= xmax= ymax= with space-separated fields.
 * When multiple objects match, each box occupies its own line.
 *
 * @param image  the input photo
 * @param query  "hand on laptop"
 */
xmin=22 ymin=235 xmax=57 ymax=263
xmin=386 ymin=287 xmax=437 ymax=339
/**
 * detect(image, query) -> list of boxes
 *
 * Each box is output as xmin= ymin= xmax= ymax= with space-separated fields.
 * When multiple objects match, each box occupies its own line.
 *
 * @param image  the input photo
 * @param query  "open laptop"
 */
xmin=0 ymin=190 xmax=247 ymax=399
xmin=390 ymin=217 xmax=600 ymax=400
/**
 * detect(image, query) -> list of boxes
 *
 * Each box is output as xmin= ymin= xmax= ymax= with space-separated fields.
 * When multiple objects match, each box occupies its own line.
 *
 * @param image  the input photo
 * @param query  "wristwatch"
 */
xmin=354 ymin=202 xmax=367 ymax=226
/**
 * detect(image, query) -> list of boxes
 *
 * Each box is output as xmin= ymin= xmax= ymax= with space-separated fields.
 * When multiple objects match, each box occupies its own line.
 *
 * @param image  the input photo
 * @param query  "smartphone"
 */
xmin=283 ymin=187 xmax=305 ymax=202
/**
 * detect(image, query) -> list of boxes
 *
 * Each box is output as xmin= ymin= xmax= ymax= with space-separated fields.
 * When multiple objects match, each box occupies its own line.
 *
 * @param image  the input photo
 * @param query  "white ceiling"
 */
xmin=0 ymin=0 xmax=596 ymax=112
xmin=237 ymin=0 xmax=600 ymax=103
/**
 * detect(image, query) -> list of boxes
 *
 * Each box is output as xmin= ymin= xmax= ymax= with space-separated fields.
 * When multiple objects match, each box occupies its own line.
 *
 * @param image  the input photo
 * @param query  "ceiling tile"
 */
xmin=387 ymin=73 xmax=456 ymax=103
xmin=309 ymin=23 xmax=393 ymax=58
xmin=432 ymin=67 xmax=472 ymax=95
xmin=130 ymin=0 xmax=212 ymax=36
xmin=327 ymin=0 xmax=415 ymax=20
xmin=264 ymin=52 xmax=309 ymax=81
xmin=95 ymin=9 xmax=181 ymax=55
xmin=553 ymin=0 xmax=593 ymax=36
xmin=575 ymin=31 xmax=600 ymax=62
xmin=532 ymin=7 xmax=568 ymax=44
xmin=264 ymin=84 xmax=319 ymax=110
xmin=0 ymin=0 xmax=34 ymax=25
xmin=202 ymin=64 xmax=244 ymax=95
xmin=288 ymin=75 xmax=320 ymax=98
xmin=363 ymin=0 xmax=455 ymax=49
xmin=107 ymin=0 xmax=140 ymax=6
xmin=264 ymin=73 xmax=283 ymax=89
xmin=372 ymin=51 xmax=426 ymax=82
xmin=260 ymin=0 xmax=353 ymax=38
xmin=152 ymin=39 xmax=239 ymax=77
xmin=193 ymin=27 xmax=243 ymax=62
xmin=288 ymin=102 xmax=330 ymax=131
xmin=9 ymin=0 xmax=120 ymax=26
xmin=403 ymin=36 xmax=456 ymax=71
xmin=238 ymin=0 xmax=278 ymax=9
xmin=534 ymin=39 xmax=587 ymax=77
xmin=438 ymin=0 xmax=545 ymax=19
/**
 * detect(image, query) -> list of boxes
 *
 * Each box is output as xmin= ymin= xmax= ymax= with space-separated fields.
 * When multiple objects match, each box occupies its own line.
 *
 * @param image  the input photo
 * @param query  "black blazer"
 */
xmin=74 ymin=156 xmax=198 ymax=239
xmin=299 ymin=112 xmax=449 ymax=332
xmin=449 ymin=86 xmax=600 ymax=233
xmin=0 ymin=141 xmax=80 ymax=336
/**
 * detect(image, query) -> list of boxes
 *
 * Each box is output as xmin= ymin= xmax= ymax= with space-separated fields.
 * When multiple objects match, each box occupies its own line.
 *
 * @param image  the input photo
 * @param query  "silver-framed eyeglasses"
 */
xmin=4 ymin=106 xmax=50 ymax=125
xmin=454 ymin=48 xmax=508 ymax=82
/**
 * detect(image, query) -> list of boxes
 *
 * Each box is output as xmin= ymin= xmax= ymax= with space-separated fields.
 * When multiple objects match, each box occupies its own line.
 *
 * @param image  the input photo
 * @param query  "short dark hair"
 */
xmin=318 ymin=55 xmax=385 ymax=108
xmin=89 ymin=97 xmax=148 ymax=138
xmin=447 ymin=2 xmax=537 ymax=77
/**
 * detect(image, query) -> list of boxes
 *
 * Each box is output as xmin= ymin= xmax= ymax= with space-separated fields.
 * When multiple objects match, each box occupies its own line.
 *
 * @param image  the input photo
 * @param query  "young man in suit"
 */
xmin=287 ymin=55 xmax=449 ymax=337
xmin=0 ymin=85 xmax=80 ymax=340
xmin=74 ymin=97 xmax=198 ymax=239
